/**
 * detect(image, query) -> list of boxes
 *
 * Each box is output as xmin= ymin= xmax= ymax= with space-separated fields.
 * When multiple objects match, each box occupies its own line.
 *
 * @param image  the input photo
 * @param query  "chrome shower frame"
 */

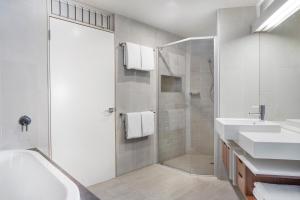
xmin=156 ymin=36 xmax=220 ymax=177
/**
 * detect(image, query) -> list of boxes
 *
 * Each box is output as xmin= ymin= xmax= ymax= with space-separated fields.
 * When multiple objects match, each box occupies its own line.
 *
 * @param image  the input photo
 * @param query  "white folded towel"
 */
xmin=125 ymin=112 xmax=142 ymax=139
xmin=253 ymin=182 xmax=300 ymax=200
xmin=253 ymin=187 xmax=263 ymax=200
xmin=125 ymin=42 xmax=142 ymax=70
xmin=141 ymin=45 xmax=155 ymax=71
xmin=141 ymin=111 xmax=155 ymax=136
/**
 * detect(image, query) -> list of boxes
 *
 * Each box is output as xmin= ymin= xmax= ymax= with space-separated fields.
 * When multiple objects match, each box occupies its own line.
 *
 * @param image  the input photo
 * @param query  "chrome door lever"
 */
xmin=106 ymin=107 xmax=115 ymax=113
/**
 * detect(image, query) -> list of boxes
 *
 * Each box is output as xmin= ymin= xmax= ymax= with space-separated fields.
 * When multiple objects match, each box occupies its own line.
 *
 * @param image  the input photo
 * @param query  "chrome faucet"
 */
xmin=248 ymin=105 xmax=265 ymax=121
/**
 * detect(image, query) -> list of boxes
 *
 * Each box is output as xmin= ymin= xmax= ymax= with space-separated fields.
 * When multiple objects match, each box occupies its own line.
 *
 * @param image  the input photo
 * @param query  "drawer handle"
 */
xmin=238 ymin=172 xmax=243 ymax=178
xmin=238 ymin=158 xmax=243 ymax=164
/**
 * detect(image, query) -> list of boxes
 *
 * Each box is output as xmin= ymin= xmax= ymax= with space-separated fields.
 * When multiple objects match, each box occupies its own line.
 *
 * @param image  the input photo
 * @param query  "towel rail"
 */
xmin=119 ymin=42 xmax=156 ymax=51
xmin=119 ymin=111 xmax=156 ymax=117
xmin=121 ymin=111 xmax=155 ymax=140
xmin=119 ymin=42 xmax=155 ymax=70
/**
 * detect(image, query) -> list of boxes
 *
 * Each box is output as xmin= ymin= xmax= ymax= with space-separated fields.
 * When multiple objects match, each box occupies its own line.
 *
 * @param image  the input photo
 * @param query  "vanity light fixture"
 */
xmin=253 ymin=0 xmax=300 ymax=32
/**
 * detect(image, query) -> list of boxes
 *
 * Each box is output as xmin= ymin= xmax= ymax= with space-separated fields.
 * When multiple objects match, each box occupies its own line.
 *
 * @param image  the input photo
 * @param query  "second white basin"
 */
xmin=216 ymin=118 xmax=281 ymax=140
xmin=238 ymin=130 xmax=300 ymax=160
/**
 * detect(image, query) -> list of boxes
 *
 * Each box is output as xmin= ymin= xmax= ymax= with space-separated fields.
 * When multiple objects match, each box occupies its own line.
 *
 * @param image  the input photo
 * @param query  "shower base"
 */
xmin=162 ymin=154 xmax=214 ymax=175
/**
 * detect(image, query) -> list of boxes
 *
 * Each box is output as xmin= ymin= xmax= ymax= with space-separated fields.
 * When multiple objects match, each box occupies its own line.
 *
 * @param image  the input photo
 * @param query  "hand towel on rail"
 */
xmin=141 ymin=45 xmax=155 ymax=71
xmin=125 ymin=112 xmax=142 ymax=139
xmin=141 ymin=111 xmax=155 ymax=136
xmin=125 ymin=42 xmax=142 ymax=70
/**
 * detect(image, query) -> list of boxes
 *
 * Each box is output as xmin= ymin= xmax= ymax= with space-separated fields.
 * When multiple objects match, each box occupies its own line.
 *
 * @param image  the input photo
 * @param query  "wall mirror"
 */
xmin=259 ymin=9 xmax=300 ymax=121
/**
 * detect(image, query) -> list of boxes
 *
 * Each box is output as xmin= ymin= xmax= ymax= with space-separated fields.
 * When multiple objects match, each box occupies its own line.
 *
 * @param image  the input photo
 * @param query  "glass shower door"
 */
xmin=158 ymin=39 xmax=214 ymax=175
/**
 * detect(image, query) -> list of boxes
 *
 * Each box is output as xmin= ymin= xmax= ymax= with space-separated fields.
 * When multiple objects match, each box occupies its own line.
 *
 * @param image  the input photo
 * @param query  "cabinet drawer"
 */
xmin=222 ymin=142 xmax=227 ymax=167
xmin=222 ymin=142 xmax=229 ymax=170
xmin=237 ymin=170 xmax=246 ymax=195
xmin=237 ymin=157 xmax=246 ymax=178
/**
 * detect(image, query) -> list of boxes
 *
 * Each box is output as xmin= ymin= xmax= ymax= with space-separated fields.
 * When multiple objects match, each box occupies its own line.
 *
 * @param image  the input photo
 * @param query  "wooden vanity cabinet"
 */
xmin=236 ymin=157 xmax=246 ymax=194
xmin=222 ymin=142 xmax=230 ymax=172
xmin=236 ymin=157 xmax=259 ymax=200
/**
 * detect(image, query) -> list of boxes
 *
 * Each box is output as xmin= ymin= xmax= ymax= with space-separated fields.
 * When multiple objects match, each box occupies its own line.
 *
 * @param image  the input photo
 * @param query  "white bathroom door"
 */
xmin=50 ymin=17 xmax=115 ymax=186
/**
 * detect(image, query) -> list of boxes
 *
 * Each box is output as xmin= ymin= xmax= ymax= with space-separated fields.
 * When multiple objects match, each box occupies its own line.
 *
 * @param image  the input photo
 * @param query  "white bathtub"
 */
xmin=0 ymin=150 xmax=80 ymax=200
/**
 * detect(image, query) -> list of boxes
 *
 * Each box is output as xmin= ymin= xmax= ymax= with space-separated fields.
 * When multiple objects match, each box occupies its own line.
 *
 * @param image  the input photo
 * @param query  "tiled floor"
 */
xmin=88 ymin=164 xmax=239 ymax=200
xmin=163 ymin=154 xmax=214 ymax=175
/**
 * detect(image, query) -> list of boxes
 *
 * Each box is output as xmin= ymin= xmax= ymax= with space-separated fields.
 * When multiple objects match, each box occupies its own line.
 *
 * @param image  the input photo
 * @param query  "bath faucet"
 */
xmin=19 ymin=115 xmax=31 ymax=132
xmin=248 ymin=105 xmax=265 ymax=121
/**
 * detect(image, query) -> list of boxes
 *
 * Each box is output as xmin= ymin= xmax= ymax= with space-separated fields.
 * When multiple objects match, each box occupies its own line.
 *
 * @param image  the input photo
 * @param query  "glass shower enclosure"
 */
xmin=157 ymin=37 xmax=215 ymax=175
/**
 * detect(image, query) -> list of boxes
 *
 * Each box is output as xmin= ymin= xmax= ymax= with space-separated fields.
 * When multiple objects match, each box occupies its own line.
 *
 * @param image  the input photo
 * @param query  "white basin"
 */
xmin=216 ymin=118 xmax=281 ymax=140
xmin=282 ymin=119 xmax=300 ymax=132
xmin=238 ymin=130 xmax=300 ymax=160
xmin=0 ymin=150 xmax=80 ymax=200
xmin=286 ymin=119 xmax=300 ymax=126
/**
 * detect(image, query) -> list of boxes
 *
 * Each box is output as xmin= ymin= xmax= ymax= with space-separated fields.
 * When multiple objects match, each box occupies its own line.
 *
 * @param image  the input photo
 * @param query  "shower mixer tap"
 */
xmin=19 ymin=115 xmax=31 ymax=132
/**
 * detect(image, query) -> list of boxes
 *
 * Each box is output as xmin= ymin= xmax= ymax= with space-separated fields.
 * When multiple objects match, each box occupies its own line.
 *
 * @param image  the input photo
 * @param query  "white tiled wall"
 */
xmin=0 ymin=0 xmax=49 ymax=155
xmin=115 ymin=14 xmax=182 ymax=175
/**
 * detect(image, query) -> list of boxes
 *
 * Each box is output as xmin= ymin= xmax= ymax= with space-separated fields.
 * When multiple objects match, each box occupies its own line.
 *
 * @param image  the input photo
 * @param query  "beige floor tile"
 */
xmin=88 ymin=164 xmax=239 ymax=200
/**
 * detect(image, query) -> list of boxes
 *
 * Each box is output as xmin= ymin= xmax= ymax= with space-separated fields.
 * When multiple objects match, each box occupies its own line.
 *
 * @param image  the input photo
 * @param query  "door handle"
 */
xmin=105 ymin=107 xmax=115 ymax=113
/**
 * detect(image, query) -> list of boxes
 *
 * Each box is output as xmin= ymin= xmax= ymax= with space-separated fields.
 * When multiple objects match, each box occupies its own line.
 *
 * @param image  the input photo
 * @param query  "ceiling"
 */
xmin=79 ymin=0 xmax=259 ymax=37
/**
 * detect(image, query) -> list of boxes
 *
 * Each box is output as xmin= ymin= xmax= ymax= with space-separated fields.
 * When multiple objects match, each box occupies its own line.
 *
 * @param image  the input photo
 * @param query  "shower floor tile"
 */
xmin=163 ymin=154 xmax=214 ymax=175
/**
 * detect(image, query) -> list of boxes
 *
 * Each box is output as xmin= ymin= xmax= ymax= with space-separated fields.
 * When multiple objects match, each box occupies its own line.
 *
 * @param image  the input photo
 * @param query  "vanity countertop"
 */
xmin=234 ymin=150 xmax=300 ymax=177
xmin=30 ymin=149 xmax=100 ymax=200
